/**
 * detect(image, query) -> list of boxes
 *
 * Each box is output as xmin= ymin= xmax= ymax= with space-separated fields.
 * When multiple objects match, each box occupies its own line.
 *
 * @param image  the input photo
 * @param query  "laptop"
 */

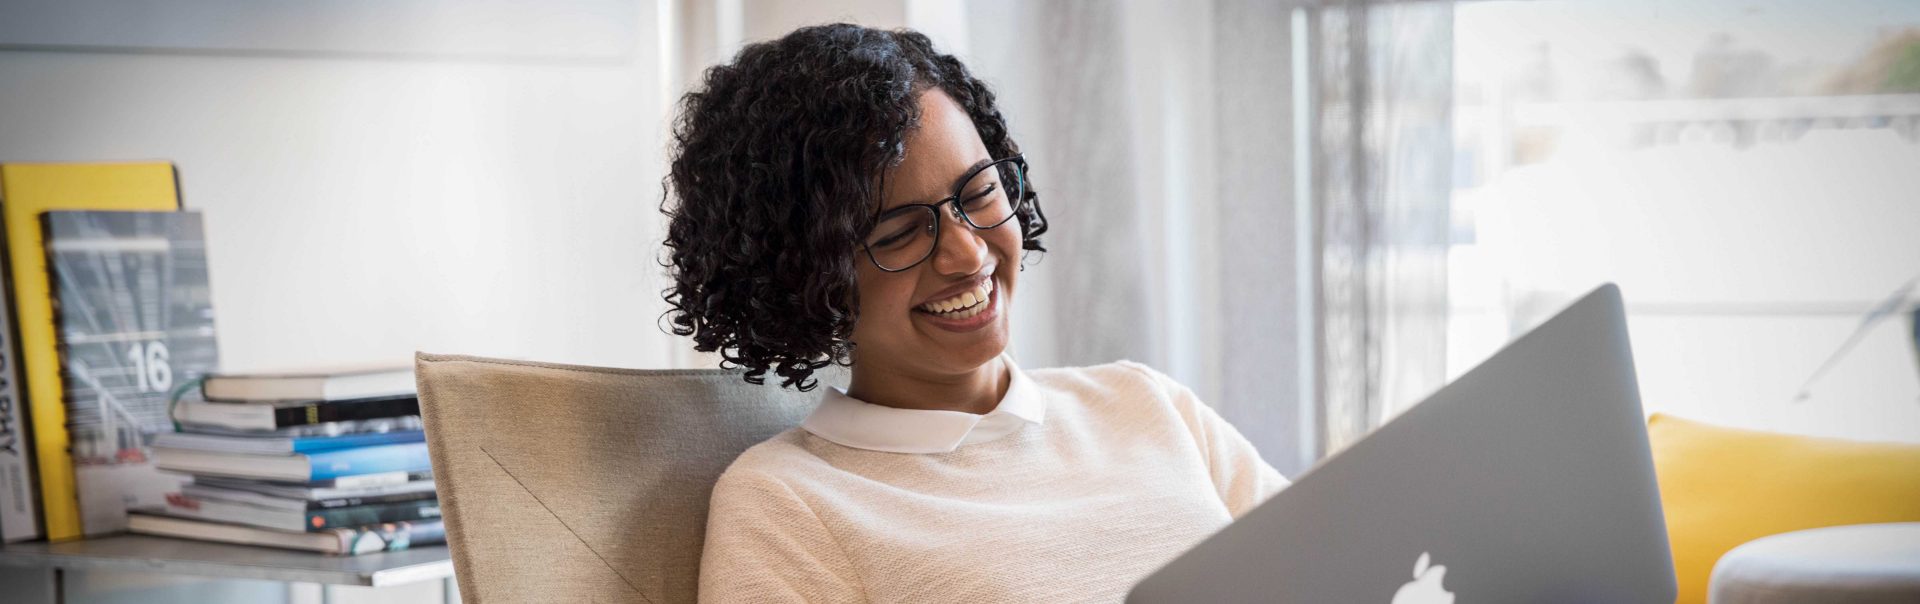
xmin=1128 ymin=284 xmax=1675 ymax=603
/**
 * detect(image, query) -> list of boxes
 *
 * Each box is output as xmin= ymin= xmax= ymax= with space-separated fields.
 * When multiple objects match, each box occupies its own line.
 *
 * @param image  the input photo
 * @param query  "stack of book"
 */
xmin=130 ymin=365 xmax=446 ymax=555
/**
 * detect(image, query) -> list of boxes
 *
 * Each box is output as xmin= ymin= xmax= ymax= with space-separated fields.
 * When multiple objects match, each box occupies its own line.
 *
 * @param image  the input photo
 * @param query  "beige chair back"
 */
xmin=415 ymin=353 xmax=831 ymax=603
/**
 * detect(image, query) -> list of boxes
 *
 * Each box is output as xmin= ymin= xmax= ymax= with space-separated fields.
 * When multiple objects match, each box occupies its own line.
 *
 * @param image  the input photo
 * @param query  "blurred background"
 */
xmin=1 ymin=0 xmax=1916 ymax=601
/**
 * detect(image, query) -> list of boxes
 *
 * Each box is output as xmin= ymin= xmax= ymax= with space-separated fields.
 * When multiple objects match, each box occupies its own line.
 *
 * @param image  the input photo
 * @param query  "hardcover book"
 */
xmin=163 ymin=493 xmax=440 ymax=532
xmin=153 ymin=429 xmax=424 ymax=456
xmin=190 ymin=474 xmax=436 ymax=501
xmin=202 ymin=363 xmax=413 ymax=402
xmin=177 ymin=415 xmax=424 ymax=438
xmin=180 ymin=482 xmax=436 ymax=511
xmin=128 ymin=512 xmax=447 ymax=555
xmin=171 ymin=395 xmax=420 ymax=431
xmin=44 ymin=209 xmax=218 ymax=537
xmin=0 ymin=246 xmax=33 ymax=542
xmin=0 ymin=162 xmax=181 ymax=541
xmin=153 ymin=441 xmax=432 ymax=483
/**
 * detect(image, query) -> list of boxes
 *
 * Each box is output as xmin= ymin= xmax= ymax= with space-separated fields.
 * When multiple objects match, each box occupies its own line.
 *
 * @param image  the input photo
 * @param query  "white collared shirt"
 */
xmin=799 ymin=355 xmax=1045 ymax=454
xmin=701 ymin=360 xmax=1289 ymax=603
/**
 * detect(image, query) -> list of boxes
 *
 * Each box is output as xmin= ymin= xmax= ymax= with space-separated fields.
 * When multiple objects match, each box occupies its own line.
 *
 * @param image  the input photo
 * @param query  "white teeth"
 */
xmin=947 ymin=297 xmax=988 ymax=319
xmin=920 ymin=281 xmax=995 ymax=317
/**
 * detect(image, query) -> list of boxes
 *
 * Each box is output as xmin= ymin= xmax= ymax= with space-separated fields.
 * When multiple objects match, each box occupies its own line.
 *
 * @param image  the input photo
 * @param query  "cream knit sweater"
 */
xmin=698 ymin=361 xmax=1288 ymax=603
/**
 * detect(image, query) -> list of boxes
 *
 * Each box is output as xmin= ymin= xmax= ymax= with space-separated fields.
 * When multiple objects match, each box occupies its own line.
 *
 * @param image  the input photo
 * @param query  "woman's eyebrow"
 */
xmin=904 ymin=157 xmax=994 ymax=206
xmin=882 ymin=157 xmax=995 ymax=213
xmin=949 ymin=157 xmax=993 ymax=194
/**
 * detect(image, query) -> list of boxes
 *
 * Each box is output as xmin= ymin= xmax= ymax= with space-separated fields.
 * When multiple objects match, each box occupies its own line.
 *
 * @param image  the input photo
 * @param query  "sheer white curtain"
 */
xmin=962 ymin=0 xmax=1454 ymax=469
xmin=1307 ymin=0 xmax=1454 ymax=454
xmin=961 ymin=0 xmax=1317 ymax=474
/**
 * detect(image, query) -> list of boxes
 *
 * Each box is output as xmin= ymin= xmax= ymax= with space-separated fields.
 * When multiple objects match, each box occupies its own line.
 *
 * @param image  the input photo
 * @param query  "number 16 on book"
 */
xmin=127 ymin=342 xmax=171 ymax=393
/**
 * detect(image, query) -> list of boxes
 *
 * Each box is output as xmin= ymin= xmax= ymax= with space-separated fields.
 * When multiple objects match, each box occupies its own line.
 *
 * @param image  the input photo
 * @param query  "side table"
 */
xmin=0 ymin=535 xmax=455 ymax=604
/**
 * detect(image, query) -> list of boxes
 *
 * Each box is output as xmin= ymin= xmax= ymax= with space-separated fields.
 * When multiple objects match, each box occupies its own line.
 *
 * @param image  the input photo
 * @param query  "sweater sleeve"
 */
xmin=698 ymin=468 xmax=865 ymax=603
xmin=1125 ymin=362 xmax=1290 ymax=518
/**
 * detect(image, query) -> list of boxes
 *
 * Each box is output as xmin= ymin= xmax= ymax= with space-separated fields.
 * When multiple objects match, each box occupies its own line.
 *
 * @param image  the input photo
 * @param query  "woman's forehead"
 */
xmin=879 ymin=90 xmax=991 ymax=210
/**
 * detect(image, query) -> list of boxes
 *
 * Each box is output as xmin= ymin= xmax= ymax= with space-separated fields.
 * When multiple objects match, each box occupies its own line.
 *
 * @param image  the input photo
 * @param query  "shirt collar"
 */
xmin=800 ymin=354 xmax=1045 ymax=454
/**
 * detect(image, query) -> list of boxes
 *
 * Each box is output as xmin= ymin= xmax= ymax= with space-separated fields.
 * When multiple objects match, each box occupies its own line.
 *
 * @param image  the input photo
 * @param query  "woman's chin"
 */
xmin=917 ymin=308 xmax=1011 ymax=362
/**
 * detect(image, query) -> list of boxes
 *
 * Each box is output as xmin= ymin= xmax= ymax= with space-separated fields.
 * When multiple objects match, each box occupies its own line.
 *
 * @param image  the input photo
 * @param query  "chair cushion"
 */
xmin=415 ymin=353 xmax=835 ymax=604
xmin=1709 ymin=522 xmax=1920 ymax=603
xmin=1648 ymin=413 xmax=1920 ymax=604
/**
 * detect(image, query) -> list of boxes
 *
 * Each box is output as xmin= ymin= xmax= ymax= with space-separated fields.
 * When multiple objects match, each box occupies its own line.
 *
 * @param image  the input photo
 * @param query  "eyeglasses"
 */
xmin=860 ymin=155 xmax=1028 ymax=272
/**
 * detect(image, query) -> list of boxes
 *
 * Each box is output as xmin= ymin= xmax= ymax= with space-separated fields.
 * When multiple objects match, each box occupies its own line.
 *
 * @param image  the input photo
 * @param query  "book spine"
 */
xmin=325 ymin=519 xmax=447 ymax=555
xmin=288 ymin=430 xmax=424 ymax=454
xmin=272 ymin=397 xmax=420 ymax=428
xmin=308 ymin=490 xmax=437 ymax=510
xmin=0 ymin=245 xmax=40 ymax=542
xmin=157 ymin=429 xmax=424 ymax=455
xmin=298 ymin=470 xmax=428 ymax=491
xmin=305 ymin=500 xmax=440 ymax=531
xmin=305 ymin=443 xmax=433 ymax=482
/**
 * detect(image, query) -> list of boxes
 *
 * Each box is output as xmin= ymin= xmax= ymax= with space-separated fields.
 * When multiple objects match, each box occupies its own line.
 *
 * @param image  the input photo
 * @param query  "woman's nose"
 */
xmin=930 ymin=211 xmax=988 ymax=275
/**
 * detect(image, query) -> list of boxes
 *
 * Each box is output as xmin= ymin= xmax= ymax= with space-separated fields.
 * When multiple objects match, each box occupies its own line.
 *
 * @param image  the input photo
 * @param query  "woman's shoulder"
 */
xmin=1023 ymin=360 xmax=1196 ymax=427
xmin=1027 ymin=359 xmax=1179 ymax=401
xmin=710 ymin=428 xmax=826 ymax=495
xmin=1029 ymin=359 xmax=1236 ymax=430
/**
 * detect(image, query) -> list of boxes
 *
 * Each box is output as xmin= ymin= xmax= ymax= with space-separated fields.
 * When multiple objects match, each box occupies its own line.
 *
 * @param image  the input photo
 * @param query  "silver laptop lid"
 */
xmin=1130 ymin=284 xmax=1675 ymax=603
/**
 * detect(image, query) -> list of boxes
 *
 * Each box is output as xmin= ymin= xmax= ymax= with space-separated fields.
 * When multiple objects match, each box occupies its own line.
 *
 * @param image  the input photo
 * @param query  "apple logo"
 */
xmin=1391 ymin=552 xmax=1455 ymax=604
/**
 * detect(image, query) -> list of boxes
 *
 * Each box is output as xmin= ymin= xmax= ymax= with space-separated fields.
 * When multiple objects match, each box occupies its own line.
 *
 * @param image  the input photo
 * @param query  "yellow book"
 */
xmin=0 ymin=162 xmax=180 ymax=541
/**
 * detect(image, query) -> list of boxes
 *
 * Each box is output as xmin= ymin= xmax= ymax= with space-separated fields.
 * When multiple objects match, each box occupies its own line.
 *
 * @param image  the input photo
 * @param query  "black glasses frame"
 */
xmin=860 ymin=154 xmax=1029 ymax=273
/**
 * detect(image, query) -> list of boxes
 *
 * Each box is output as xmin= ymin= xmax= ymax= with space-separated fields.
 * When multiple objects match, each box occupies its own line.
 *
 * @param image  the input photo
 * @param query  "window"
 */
xmin=1448 ymin=0 xmax=1920 ymax=441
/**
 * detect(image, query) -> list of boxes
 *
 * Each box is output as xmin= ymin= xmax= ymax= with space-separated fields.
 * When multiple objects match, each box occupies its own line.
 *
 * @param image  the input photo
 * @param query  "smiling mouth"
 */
xmin=914 ymin=278 xmax=995 ymax=319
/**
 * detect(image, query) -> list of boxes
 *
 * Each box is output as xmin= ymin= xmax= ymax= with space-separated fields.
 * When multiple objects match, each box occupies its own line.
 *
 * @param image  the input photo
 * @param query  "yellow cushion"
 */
xmin=1648 ymin=413 xmax=1920 ymax=604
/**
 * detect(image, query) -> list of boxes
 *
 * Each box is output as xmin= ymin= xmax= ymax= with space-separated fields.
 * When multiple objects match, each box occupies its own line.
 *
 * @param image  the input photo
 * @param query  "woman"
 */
xmin=662 ymin=23 xmax=1287 ymax=603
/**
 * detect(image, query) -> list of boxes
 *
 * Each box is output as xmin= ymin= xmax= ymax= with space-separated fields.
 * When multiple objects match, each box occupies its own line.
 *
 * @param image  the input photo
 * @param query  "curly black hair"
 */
xmin=660 ymin=24 xmax=1048 ymax=391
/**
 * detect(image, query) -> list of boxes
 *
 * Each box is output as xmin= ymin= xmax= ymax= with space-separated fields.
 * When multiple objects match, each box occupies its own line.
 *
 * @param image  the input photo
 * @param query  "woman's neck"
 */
xmin=845 ymin=355 xmax=1010 ymax=415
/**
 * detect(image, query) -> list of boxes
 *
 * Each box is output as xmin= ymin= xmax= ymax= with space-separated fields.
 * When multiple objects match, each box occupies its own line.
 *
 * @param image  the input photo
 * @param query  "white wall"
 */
xmin=0 ymin=3 xmax=673 ymax=373
xmin=0 ymin=1 xmax=668 ymax=602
